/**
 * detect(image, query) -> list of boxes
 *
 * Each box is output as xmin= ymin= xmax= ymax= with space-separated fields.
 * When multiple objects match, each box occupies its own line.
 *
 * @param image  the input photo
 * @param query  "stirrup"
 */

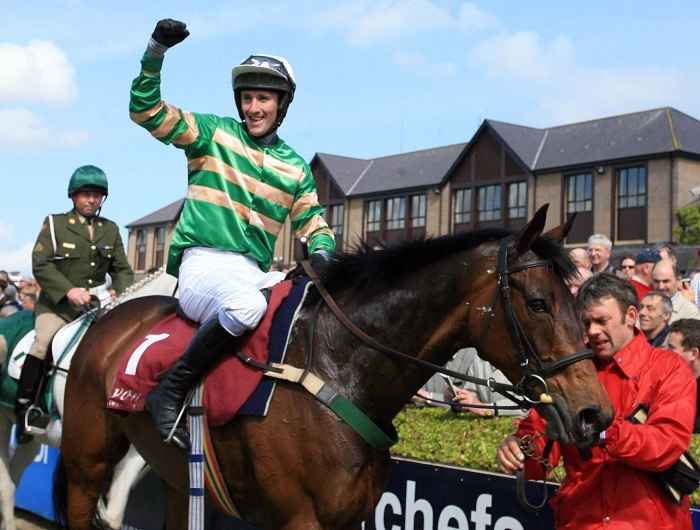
xmin=164 ymin=390 xmax=193 ymax=450
xmin=24 ymin=405 xmax=50 ymax=437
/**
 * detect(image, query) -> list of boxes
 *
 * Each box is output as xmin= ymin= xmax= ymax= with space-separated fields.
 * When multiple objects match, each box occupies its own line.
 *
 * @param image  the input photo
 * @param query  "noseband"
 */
xmin=301 ymin=235 xmax=593 ymax=407
xmin=496 ymin=237 xmax=593 ymax=404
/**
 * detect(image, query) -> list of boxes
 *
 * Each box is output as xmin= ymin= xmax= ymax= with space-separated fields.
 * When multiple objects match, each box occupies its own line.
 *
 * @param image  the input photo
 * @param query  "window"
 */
xmin=566 ymin=173 xmax=592 ymax=213
xmin=453 ymin=188 xmax=472 ymax=225
xmin=366 ymin=200 xmax=382 ymax=233
xmin=136 ymin=229 xmax=146 ymax=271
xmin=616 ymin=166 xmax=647 ymax=241
xmin=618 ymin=166 xmax=646 ymax=208
xmin=478 ymin=185 xmax=501 ymax=221
xmin=153 ymin=226 xmax=165 ymax=269
xmin=385 ymin=197 xmax=406 ymax=230
xmin=410 ymin=195 xmax=426 ymax=228
xmin=508 ymin=181 xmax=527 ymax=219
xmin=329 ymin=204 xmax=344 ymax=250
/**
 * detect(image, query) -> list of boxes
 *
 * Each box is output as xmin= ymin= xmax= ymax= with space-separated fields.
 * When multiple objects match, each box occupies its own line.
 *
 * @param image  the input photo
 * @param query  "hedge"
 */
xmin=391 ymin=406 xmax=700 ymax=506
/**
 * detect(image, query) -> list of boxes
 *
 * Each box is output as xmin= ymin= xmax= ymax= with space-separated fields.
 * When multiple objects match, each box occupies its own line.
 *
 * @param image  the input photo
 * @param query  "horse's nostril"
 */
xmin=577 ymin=406 xmax=603 ymax=439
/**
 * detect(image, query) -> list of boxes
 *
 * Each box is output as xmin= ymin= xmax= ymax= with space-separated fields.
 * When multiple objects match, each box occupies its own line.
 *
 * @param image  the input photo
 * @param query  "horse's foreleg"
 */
xmin=97 ymin=445 xmax=147 ymax=529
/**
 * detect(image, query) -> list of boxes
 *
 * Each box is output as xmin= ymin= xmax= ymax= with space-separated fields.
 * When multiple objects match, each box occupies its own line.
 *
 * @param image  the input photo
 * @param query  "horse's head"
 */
xmin=466 ymin=205 xmax=612 ymax=449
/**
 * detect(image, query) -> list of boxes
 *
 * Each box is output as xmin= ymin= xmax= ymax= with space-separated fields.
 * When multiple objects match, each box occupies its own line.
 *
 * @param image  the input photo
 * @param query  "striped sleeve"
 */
xmin=290 ymin=165 xmax=335 ymax=253
xmin=129 ymin=54 xmax=211 ymax=153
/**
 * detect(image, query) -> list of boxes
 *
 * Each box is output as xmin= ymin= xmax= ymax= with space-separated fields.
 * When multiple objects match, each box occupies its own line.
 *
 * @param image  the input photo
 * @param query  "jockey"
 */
xmin=130 ymin=19 xmax=335 ymax=450
xmin=15 ymin=166 xmax=133 ymax=444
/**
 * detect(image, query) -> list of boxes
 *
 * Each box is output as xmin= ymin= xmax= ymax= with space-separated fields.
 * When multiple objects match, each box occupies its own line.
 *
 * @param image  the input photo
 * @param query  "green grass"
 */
xmin=391 ymin=406 xmax=700 ymax=505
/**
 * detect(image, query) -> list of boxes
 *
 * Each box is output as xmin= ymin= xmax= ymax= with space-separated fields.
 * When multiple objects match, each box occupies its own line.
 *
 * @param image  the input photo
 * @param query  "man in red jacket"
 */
xmin=497 ymin=273 xmax=695 ymax=530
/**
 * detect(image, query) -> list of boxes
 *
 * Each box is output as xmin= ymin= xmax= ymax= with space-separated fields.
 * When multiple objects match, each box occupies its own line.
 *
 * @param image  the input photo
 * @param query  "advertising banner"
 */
xmin=14 ymin=451 xmax=700 ymax=530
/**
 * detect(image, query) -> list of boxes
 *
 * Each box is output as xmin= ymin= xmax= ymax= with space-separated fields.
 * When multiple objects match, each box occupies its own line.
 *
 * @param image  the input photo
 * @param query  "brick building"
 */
xmin=126 ymin=107 xmax=700 ymax=274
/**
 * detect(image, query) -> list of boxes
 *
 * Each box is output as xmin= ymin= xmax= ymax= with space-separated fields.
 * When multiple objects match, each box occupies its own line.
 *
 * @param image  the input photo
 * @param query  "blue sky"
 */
xmin=2 ymin=0 xmax=700 ymax=276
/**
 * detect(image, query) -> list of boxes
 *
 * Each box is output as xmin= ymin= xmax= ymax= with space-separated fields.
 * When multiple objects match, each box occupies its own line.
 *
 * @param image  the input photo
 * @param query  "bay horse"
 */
xmin=55 ymin=205 xmax=613 ymax=530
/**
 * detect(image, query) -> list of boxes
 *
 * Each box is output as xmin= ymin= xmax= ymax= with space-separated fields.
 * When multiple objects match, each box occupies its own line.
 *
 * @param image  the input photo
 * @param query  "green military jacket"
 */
xmin=32 ymin=210 xmax=134 ymax=321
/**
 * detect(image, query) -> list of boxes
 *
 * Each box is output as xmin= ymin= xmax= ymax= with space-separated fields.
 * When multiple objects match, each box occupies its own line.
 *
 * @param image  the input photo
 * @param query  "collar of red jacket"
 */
xmin=603 ymin=332 xmax=650 ymax=379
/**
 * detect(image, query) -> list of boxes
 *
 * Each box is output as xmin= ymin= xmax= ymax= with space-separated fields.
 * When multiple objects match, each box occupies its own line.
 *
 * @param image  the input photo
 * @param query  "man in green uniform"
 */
xmin=130 ymin=19 xmax=335 ymax=449
xmin=15 ymin=165 xmax=133 ymax=444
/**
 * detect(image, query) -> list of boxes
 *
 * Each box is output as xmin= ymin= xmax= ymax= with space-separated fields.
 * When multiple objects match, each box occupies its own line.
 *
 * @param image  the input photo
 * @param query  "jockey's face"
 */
xmin=71 ymin=188 xmax=105 ymax=218
xmin=240 ymin=90 xmax=279 ymax=137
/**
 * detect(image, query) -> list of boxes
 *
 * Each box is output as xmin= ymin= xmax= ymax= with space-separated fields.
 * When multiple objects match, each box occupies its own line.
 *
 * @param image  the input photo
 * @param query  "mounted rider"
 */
xmin=130 ymin=19 xmax=335 ymax=450
xmin=15 ymin=165 xmax=133 ymax=444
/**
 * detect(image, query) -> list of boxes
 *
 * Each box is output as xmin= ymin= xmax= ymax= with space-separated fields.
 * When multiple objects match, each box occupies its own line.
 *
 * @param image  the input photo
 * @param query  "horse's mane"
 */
xmin=321 ymin=227 xmax=577 ymax=292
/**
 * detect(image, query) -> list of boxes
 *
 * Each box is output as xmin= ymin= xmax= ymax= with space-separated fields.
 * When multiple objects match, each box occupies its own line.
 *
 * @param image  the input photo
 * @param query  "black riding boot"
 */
xmin=145 ymin=315 xmax=239 ymax=450
xmin=15 ymin=355 xmax=46 ymax=445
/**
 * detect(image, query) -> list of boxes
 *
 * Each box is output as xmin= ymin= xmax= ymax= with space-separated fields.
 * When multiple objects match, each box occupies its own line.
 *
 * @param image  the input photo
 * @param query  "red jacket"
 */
xmin=517 ymin=333 xmax=695 ymax=530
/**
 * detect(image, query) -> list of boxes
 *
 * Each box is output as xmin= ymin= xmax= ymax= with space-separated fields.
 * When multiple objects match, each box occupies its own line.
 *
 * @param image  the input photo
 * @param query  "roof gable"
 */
xmin=127 ymin=198 xmax=183 ymax=228
xmin=481 ymin=107 xmax=700 ymax=173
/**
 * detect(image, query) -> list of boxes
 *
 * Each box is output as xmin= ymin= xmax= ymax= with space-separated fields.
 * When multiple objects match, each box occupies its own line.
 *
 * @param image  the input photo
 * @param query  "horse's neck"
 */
xmin=313 ymin=261 xmax=474 ymax=423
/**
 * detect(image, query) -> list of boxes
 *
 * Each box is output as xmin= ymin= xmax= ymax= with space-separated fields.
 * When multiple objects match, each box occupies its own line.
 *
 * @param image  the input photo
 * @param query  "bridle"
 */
xmin=495 ymin=237 xmax=594 ymax=404
xmin=301 ymin=235 xmax=593 ymax=407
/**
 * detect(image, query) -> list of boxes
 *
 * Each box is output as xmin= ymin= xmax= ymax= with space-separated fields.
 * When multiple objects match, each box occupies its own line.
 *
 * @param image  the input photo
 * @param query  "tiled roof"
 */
xmin=127 ymin=198 xmax=183 ymax=228
xmin=315 ymin=143 xmax=468 ymax=197
xmin=486 ymin=107 xmax=700 ymax=172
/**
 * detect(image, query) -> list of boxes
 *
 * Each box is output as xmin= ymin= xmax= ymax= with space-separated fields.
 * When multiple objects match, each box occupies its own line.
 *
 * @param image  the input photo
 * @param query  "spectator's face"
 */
xmin=652 ymin=261 xmax=678 ymax=297
xmin=587 ymin=244 xmax=611 ymax=267
xmin=567 ymin=267 xmax=592 ymax=297
xmin=619 ymin=258 xmax=636 ymax=279
xmin=569 ymin=248 xmax=591 ymax=269
xmin=581 ymin=296 xmax=637 ymax=360
xmin=638 ymin=295 xmax=669 ymax=335
xmin=666 ymin=331 xmax=699 ymax=368
xmin=659 ymin=248 xmax=677 ymax=265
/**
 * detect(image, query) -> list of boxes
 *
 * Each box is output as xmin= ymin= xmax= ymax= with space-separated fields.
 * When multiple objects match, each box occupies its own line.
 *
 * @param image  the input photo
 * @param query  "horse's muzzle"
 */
xmin=573 ymin=405 xmax=613 ymax=450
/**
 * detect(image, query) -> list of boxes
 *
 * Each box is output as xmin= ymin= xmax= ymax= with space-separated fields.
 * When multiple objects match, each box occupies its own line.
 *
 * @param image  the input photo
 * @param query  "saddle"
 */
xmin=0 ymin=313 xmax=93 ymax=434
xmin=107 ymin=278 xmax=310 ymax=426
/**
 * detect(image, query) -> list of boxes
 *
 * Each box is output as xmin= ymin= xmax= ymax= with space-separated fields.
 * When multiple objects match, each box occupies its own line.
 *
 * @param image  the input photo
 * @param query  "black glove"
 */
xmin=152 ymin=19 xmax=189 ymax=48
xmin=310 ymin=250 xmax=334 ymax=271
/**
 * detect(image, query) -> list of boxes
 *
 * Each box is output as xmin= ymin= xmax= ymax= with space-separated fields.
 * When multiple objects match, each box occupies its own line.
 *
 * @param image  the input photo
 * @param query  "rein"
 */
xmin=301 ymin=236 xmax=593 ymax=407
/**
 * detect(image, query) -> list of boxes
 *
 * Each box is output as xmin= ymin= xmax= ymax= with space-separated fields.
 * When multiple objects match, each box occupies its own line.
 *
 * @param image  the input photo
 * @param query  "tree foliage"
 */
xmin=674 ymin=204 xmax=700 ymax=244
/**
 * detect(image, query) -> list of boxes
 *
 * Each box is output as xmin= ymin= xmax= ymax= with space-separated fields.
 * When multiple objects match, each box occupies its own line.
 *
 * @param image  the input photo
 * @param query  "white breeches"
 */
xmin=178 ymin=247 xmax=285 ymax=336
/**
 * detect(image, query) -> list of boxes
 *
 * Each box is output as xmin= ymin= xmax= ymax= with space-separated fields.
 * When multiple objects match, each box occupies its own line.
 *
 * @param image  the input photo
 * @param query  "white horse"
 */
xmin=0 ymin=269 xmax=177 ymax=530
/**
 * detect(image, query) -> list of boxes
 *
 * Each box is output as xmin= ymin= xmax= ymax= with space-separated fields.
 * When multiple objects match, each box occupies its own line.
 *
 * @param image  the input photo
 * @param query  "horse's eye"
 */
xmin=528 ymin=299 xmax=549 ymax=313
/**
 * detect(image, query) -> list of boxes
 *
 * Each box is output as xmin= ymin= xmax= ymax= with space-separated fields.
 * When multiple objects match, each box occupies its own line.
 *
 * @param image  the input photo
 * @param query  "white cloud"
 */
xmin=393 ymin=51 xmax=457 ymax=78
xmin=457 ymin=2 xmax=500 ymax=32
xmin=315 ymin=0 xmax=455 ymax=45
xmin=0 ymin=40 xmax=78 ymax=105
xmin=469 ymin=28 xmax=698 ymax=124
xmin=540 ymin=67 xmax=692 ymax=123
xmin=471 ymin=31 xmax=575 ymax=82
xmin=0 ymin=242 xmax=33 ymax=277
xmin=0 ymin=108 xmax=89 ymax=149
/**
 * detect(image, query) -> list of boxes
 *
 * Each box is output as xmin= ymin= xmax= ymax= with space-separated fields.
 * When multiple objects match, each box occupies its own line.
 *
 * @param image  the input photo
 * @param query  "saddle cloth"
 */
xmin=107 ymin=278 xmax=311 ymax=426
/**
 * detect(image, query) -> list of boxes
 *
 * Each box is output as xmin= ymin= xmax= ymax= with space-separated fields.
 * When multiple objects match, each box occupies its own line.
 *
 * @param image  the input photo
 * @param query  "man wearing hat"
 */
xmin=14 ymin=165 xmax=133 ymax=444
xmin=129 ymin=19 xmax=336 ymax=449
xmin=629 ymin=248 xmax=661 ymax=301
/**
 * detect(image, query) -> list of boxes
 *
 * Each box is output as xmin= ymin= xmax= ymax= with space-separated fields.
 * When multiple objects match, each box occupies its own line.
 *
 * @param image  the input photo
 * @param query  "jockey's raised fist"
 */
xmin=152 ymin=19 xmax=189 ymax=48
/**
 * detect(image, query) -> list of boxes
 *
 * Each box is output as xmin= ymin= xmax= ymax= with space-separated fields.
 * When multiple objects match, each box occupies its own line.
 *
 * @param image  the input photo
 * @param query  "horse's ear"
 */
xmin=543 ymin=213 xmax=576 ymax=243
xmin=515 ymin=204 xmax=548 ymax=254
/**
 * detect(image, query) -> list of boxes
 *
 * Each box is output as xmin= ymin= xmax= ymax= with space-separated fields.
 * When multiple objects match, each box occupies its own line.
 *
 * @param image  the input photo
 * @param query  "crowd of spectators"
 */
xmin=0 ymin=271 xmax=39 ymax=317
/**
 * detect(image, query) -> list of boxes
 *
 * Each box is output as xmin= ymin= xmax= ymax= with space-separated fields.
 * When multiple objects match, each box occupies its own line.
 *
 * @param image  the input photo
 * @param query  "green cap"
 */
xmin=67 ymin=165 xmax=108 ymax=197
